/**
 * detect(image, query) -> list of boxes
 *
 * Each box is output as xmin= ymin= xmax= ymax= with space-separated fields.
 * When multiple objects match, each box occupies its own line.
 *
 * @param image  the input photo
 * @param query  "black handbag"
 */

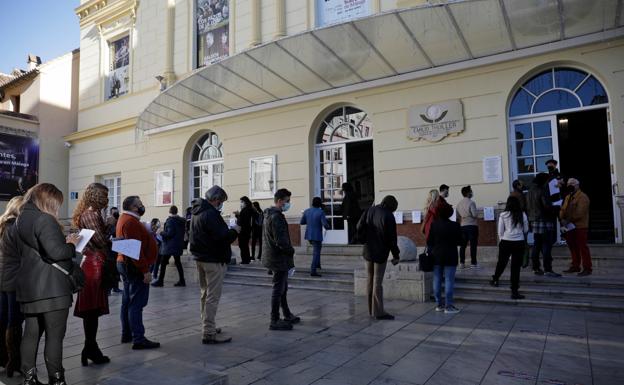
xmin=418 ymin=252 xmax=434 ymax=272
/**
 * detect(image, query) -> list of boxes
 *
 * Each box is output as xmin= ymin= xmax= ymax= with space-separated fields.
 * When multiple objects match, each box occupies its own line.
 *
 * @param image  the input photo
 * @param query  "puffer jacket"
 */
xmin=189 ymin=198 xmax=238 ymax=264
xmin=262 ymin=207 xmax=295 ymax=272
xmin=161 ymin=215 xmax=186 ymax=256
xmin=0 ymin=218 xmax=21 ymax=292
xmin=15 ymin=202 xmax=76 ymax=304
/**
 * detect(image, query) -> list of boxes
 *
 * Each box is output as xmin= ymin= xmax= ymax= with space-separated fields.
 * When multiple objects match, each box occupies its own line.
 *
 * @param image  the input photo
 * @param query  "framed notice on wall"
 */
xmin=483 ymin=156 xmax=503 ymax=183
xmin=249 ymin=155 xmax=276 ymax=200
xmin=155 ymin=170 xmax=174 ymax=206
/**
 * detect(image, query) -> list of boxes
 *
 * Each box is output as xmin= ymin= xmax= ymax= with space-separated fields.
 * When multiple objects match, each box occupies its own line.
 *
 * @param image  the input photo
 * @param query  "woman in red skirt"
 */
xmin=72 ymin=183 xmax=111 ymax=366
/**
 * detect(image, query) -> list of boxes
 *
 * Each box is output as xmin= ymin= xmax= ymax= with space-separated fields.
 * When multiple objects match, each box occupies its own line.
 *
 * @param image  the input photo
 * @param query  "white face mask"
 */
xmin=217 ymin=202 xmax=224 ymax=211
xmin=283 ymin=202 xmax=291 ymax=212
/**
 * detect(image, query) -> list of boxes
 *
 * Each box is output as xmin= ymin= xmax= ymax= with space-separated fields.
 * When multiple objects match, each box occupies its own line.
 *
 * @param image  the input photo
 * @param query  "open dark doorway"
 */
xmin=346 ymin=140 xmax=375 ymax=211
xmin=557 ymin=108 xmax=614 ymax=243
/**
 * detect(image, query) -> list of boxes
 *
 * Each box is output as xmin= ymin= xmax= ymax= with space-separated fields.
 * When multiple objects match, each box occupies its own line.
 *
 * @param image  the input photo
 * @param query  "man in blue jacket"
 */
xmin=300 ymin=197 xmax=330 ymax=277
xmin=152 ymin=205 xmax=187 ymax=287
xmin=190 ymin=186 xmax=240 ymax=344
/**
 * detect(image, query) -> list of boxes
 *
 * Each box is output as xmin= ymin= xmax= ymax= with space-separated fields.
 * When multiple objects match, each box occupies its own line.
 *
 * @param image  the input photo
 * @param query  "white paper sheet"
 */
xmin=112 ymin=239 xmax=142 ymax=260
xmin=483 ymin=207 xmax=495 ymax=221
xmin=411 ymin=210 xmax=422 ymax=224
xmin=74 ymin=229 xmax=95 ymax=253
xmin=394 ymin=211 xmax=404 ymax=224
xmin=229 ymin=217 xmax=237 ymax=228
xmin=450 ymin=209 xmax=457 ymax=222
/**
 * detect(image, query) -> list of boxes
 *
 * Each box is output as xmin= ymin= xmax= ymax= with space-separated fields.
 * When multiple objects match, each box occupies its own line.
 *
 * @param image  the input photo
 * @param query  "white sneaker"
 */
xmin=470 ymin=264 xmax=481 ymax=269
xmin=459 ymin=263 xmax=466 ymax=269
xmin=445 ymin=305 xmax=460 ymax=314
xmin=435 ymin=305 xmax=445 ymax=312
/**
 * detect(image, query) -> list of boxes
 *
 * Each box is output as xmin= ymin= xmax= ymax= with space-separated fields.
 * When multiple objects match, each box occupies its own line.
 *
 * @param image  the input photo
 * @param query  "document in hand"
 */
xmin=112 ymin=239 xmax=142 ymax=260
xmin=75 ymin=229 xmax=95 ymax=253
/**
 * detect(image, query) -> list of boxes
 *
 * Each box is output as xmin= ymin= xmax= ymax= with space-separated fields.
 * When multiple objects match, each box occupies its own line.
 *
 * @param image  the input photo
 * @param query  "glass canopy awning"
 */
xmin=138 ymin=0 xmax=624 ymax=134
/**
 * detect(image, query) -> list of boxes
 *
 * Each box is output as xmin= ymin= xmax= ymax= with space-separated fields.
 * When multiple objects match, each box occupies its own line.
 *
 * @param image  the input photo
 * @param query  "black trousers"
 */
xmin=460 ymin=225 xmax=479 ymax=265
xmin=271 ymin=271 xmax=291 ymax=321
xmin=239 ymin=233 xmax=251 ymax=264
xmin=21 ymin=308 xmax=69 ymax=375
xmin=347 ymin=218 xmax=359 ymax=244
xmin=160 ymin=254 xmax=185 ymax=283
xmin=251 ymin=226 xmax=262 ymax=260
xmin=493 ymin=240 xmax=525 ymax=292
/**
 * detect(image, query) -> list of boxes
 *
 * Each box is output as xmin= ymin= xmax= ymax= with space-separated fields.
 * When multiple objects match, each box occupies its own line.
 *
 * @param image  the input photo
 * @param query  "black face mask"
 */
xmin=547 ymin=166 xmax=555 ymax=172
xmin=137 ymin=206 xmax=146 ymax=216
xmin=567 ymin=186 xmax=577 ymax=194
xmin=112 ymin=212 xmax=120 ymax=219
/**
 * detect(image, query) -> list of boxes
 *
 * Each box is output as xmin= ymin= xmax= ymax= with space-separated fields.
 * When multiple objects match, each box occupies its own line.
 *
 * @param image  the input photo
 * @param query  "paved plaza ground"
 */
xmin=1 ymin=276 xmax=623 ymax=385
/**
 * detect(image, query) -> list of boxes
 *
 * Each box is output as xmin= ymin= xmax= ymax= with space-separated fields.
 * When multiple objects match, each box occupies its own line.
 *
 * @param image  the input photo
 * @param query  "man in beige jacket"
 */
xmin=560 ymin=178 xmax=592 ymax=276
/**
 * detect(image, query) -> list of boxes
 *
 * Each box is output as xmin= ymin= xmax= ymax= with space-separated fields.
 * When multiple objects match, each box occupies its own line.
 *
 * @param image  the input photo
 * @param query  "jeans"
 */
xmin=271 ymin=271 xmax=292 ymax=321
xmin=21 ymin=308 xmax=68 ymax=375
xmin=0 ymin=291 xmax=22 ymax=328
xmin=493 ymin=240 xmax=525 ymax=292
xmin=532 ymin=229 xmax=555 ymax=272
xmin=117 ymin=262 xmax=150 ymax=344
xmin=310 ymin=240 xmax=322 ymax=274
xmin=459 ymin=225 xmax=479 ymax=265
xmin=151 ymin=254 xmax=163 ymax=280
xmin=433 ymin=265 xmax=457 ymax=307
xmin=196 ymin=261 xmax=226 ymax=337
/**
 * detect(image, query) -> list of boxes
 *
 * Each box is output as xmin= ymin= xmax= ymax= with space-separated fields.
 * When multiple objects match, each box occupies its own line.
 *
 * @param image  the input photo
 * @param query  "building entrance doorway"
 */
xmin=315 ymin=106 xmax=374 ymax=244
xmin=557 ymin=108 xmax=614 ymax=243
xmin=508 ymin=66 xmax=618 ymax=243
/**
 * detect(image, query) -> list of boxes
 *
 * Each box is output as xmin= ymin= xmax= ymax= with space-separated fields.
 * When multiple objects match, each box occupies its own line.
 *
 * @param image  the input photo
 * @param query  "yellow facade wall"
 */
xmin=69 ymin=39 xmax=624 ymax=228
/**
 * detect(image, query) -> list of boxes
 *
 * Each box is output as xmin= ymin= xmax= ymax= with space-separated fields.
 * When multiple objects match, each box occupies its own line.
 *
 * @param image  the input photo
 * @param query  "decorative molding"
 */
xmin=0 ymin=125 xmax=38 ymax=138
xmin=64 ymin=117 xmax=136 ymax=142
xmin=76 ymin=0 xmax=138 ymax=28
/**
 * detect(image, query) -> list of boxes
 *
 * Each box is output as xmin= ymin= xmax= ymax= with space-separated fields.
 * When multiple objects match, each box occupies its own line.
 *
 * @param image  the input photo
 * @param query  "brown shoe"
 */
xmin=202 ymin=335 xmax=232 ymax=344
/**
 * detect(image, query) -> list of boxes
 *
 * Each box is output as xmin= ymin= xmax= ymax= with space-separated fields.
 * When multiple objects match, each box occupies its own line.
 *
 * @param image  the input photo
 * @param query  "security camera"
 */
xmin=64 ymin=141 xmax=72 ymax=148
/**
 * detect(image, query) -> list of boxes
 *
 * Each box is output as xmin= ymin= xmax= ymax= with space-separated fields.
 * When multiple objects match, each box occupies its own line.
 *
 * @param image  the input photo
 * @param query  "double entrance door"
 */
xmin=510 ymin=108 xmax=619 ymax=243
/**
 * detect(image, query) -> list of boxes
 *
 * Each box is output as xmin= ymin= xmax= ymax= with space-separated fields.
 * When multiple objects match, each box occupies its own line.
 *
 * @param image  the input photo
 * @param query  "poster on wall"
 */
xmin=316 ymin=0 xmax=372 ymax=27
xmin=482 ymin=156 xmax=503 ymax=183
xmin=0 ymin=133 xmax=39 ymax=201
xmin=155 ymin=170 xmax=174 ymax=206
xmin=197 ymin=0 xmax=229 ymax=67
xmin=105 ymin=35 xmax=130 ymax=100
xmin=250 ymin=155 xmax=276 ymax=199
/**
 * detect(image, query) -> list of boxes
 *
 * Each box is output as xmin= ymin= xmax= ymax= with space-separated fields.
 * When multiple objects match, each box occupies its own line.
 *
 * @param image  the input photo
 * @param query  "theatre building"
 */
xmin=67 ymin=0 xmax=624 ymax=246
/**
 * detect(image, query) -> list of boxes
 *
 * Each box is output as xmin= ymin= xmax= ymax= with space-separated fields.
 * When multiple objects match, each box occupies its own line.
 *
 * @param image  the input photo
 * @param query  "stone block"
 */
xmin=397 ymin=236 xmax=418 ymax=261
xmin=354 ymin=261 xmax=432 ymax=302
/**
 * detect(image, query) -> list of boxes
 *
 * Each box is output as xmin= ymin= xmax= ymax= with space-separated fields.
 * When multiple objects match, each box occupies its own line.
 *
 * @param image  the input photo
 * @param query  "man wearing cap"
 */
xmin=560 ymin=178 xmax=592 ymax=276
xmin=190 ymin=185 xmax=240 ymax=344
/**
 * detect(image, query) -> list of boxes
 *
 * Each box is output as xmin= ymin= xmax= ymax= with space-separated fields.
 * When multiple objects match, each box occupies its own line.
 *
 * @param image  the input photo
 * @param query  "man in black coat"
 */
xmin=190 ymin=186 xmax=239 ymax=344
xmin=152 ymin=205 xmax=187 ymax=287
xmin=341 ymin=182 xmax=362 ymax=244
xmin=263 ymin=188 xmax=300 ymax=331
xmin=357 ymin=195 xmax=400 ymax=320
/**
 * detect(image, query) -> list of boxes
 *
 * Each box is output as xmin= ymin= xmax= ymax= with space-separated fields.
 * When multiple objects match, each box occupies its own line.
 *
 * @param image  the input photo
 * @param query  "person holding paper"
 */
xmin=15 ymin=183 xmax=81 ymax=385
xmin=357 ymin=195 xmax=401 ymax=320
xmin=116 ymin=196 xmax=160 ymax=350
xmin=263 ymin=189 xmax=300 ymax=330
xmin=71 ymin=183 xmax=112 ymax=366
xmin=300 ymin=197 xmax=330 ymax=277
xmin=190 ymin=186 xmax=239 ymax=344
xmin=560 ymin=178 xmax=592 ymax=276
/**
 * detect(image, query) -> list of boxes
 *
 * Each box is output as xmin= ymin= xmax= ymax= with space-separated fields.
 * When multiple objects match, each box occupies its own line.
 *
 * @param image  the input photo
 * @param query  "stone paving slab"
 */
xmin=0 ymin=273 xmax=622 ymax=385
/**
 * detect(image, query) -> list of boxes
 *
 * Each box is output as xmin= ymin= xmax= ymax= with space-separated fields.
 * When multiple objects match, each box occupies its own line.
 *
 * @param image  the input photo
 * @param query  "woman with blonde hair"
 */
xmin=0 ymin=196 xmax=25 ymax=377
xmin=72 ymin=183 xmax=111 ymax=366
xmin=15 ymin=183 xmax=80 ymax=385
xmin=422 ymin=189 xmax=440 ymax=242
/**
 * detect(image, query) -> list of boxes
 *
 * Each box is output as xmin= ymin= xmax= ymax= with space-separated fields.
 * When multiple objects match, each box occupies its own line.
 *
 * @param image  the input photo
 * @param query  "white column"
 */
xmin=164 ymin=0 xmax=176 ymax=85
xmin=250 ymin=0 xmax=261 ymax=47
xmin=274 ymin=0 xmax=286 ymax=39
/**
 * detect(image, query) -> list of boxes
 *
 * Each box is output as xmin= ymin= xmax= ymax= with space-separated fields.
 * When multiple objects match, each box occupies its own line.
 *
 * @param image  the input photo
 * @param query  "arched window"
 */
xmin=509 ymin=67 xmax=608 ymax=117
xmin=317 ymin=106 xmax=373 ymax=143
xmin=190 ymin=132 xmax=224 ymax=201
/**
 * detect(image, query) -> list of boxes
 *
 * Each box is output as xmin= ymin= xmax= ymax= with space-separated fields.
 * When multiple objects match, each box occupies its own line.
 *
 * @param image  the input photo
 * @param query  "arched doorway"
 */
xmin=314 ymin=106 xmax=374 ymax=244
xmin=189 ymin=132 xmax=224 ymax=202
xmin=508 ymin=66 xmax=617 ymax=243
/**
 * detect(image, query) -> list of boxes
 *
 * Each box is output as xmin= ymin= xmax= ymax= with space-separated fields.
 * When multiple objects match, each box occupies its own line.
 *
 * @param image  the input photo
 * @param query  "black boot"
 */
xmin=6 ymin=325 xmax=22 ymax=377
xmin=49 ymin=370 xmax=67 ymax=385
xmin=23 ymin=367 xmax=45 ymax=385
xmin=81 ymin=341 xmax=110 ymax=366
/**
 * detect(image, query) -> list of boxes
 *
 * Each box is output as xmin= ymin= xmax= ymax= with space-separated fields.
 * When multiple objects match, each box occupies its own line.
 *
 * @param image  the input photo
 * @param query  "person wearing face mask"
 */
xmin=235 ymin=196 xmax=256 ymax=264
xmin=190 ymin=186 xmax=239 ymax=344
xmin=456 ymin=185 xmax=479 ymax=269
xmin=560 ymin=178 xmax=592 ymax=276
xmin=263 ymin=188 xmax=300 ymax=331
xmin=105 ymin=207 xmax=122 ymax=294
xmin=116 ymin=196 xmax=160 ymax=350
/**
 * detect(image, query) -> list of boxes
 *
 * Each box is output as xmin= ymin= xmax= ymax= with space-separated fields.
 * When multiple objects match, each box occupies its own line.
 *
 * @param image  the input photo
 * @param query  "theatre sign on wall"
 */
xmin=407 ymin=100 xmax=464 ymax=142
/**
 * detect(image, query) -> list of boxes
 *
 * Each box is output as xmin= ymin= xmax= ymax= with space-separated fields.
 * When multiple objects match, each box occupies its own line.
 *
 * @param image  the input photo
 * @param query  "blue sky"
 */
xmin=0 ymin=0 xmax=80 ymax=74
